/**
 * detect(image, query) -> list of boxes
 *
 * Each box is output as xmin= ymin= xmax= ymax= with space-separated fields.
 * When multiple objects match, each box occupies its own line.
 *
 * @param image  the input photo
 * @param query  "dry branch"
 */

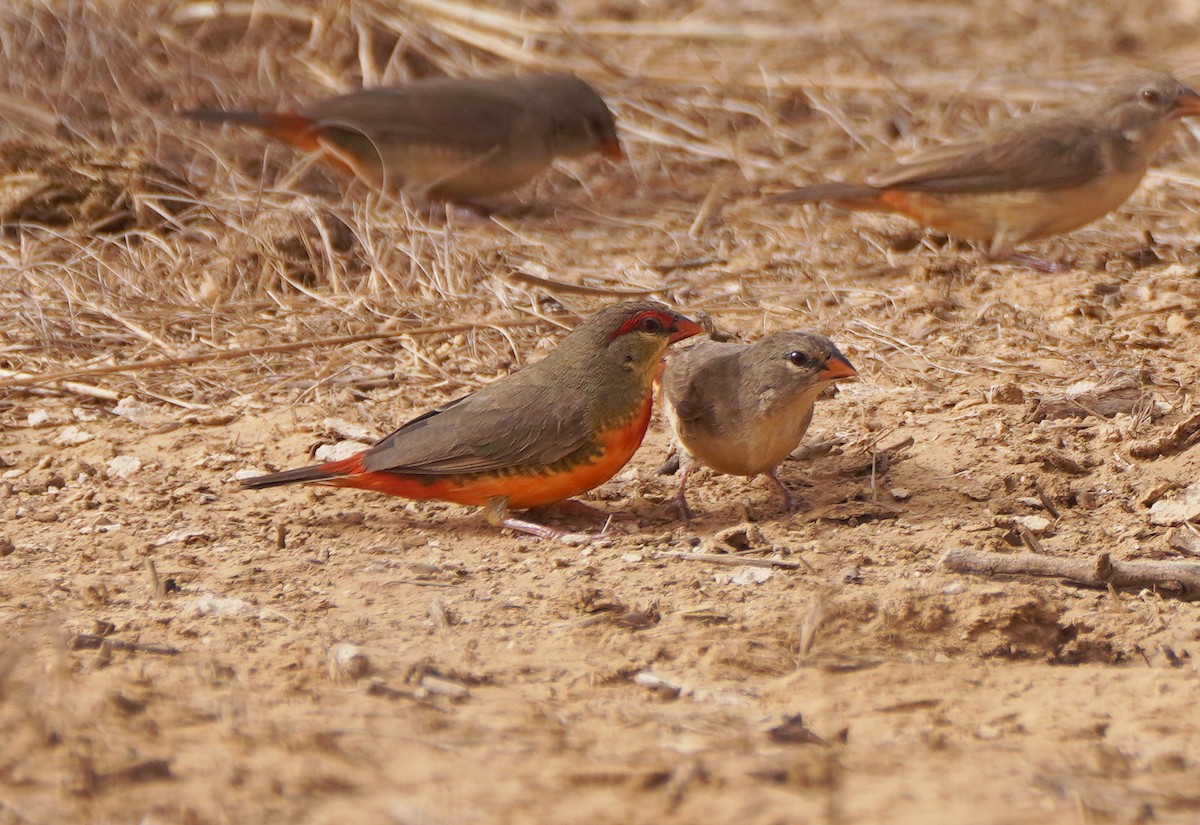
xmin=0 ymin=368 xmax=120 ymax=401
xmin=659 ymin=551 xmax=801 ymax=570
xmin=941 ymin=548 xmax=1200 ymax=598
xmin=0 ymin=319 xmax=545 ymax=391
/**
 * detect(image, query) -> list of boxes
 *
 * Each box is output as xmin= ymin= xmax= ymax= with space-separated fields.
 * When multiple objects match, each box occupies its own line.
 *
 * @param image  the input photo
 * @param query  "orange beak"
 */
xmin=668 ymin=314 xmax=705 ymax=344
xmin=601 ymin=137 xmax=624 ymax=161
xmin=1175 ymin=86 xmax=1200 ymax=118
xmin=818 ymin=353 xmax=858 ymax=382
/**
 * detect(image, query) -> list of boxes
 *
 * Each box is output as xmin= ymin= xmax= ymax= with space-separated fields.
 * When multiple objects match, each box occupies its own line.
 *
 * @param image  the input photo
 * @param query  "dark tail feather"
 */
xmin=241 ymin=455 xmax=363 ymax=490
xmin=180 ymin=109 xmax=321 ymax=152
xmin=178 ymin=108 xmax=272 ymax=127
xmin=762 ymin=181 xmax=880 ymax=207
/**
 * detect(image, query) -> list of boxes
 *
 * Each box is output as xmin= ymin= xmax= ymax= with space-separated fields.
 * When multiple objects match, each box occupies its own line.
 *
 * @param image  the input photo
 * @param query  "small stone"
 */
xmin=889 ymin=487 xmax=911 ymax=501
xmin=1150 ymin=481 xmax=1200 ymax=526
xmin=620 ymin=553 xmax=643 ymax=563
xmin=707 ymin=523 xmax=765 ymax=554
xmin=1012 ymin=515 xmax=1052 ymax=535
xmin=942 ymin=581 xmax=965 ymax=595
xmin=314 ymin=440 xmax=369 ymax=462
xmin=105 ymin=455 xmax=143 ymax=480
xmin=1166 ymin=314 xmax=1190 ymax=335
xmin=328 ymin=643 xmax=370 ymax=682
xmin=991 ymin=383 xmax=1025 ymax=404
xmin=53 ymin=426 xmax=94 ymax=446
xmin=26 ymin=409 xmax=51 ymax=427
xmin=1165 ymin=527 xmax=1200 ymax=557
xmin=728 ymin=566 xmax=773 ymax=586
xmin=322 ymin=417 xmax=378 ymax=442
xmin=112 ymin=396 xmax=158 ymax=427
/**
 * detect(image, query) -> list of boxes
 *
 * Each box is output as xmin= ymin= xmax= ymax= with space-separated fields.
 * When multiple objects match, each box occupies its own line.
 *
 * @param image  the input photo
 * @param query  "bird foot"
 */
xmin=534 ymin=499 xmax=633 ymax=524
xmin=673 ymin=462 xmax=696 ymax=525
xmin=497 ymin=513 xmax=597 ymax=545
xmin=767 ymin=469 xmax=798 ymax=514
xmin=998 ymin=252 xmax=1070 ymax=273
xmin=485 ymin=496 xmax=612 ymax=544
xmin=674 ymin=494 xmax=694 ymax=526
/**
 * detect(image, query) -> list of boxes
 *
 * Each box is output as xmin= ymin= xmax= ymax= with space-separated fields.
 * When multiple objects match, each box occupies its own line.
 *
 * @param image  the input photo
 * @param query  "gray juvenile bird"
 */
xmin=183 ymin=73 xmax=622 ymax=204
xmin=765 ymin=72 xmax=1200 ymax=269
xmin=661 ymin=331 xmax=857 ymax=522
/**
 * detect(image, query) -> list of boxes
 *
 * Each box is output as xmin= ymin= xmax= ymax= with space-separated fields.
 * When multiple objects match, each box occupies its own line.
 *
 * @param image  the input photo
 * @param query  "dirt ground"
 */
xmin=3 ymin=0 xmax=1200 ymax=823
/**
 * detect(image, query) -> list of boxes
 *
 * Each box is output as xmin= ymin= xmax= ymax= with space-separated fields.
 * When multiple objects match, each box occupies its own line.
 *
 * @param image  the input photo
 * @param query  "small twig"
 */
xmin=660 ymin=551 xmax=801 ymax=569
xmin=0 ymin=368 xmax=119 ymax=401
xmin=505 ymin=269 xmax=672 ymax=297
xmin=70 ymin=634 xmax=181 ymax=656
xmin=0 ymin=319 xmax=546 ymax=390
xmin=144 ymin=559 xmax=166 ymax=599
xmin=385 ymin=579 xmax=456 ymax=587
xmin=1032 ymin=479 xmax=1061 ymax=520
xmin=941 ymin=548 xmax=1200 ymax=598
xmin=1016 ymin=524 xmax=1045 ymax=555
xmin=688 ymin=174 xmax=733 ymax=238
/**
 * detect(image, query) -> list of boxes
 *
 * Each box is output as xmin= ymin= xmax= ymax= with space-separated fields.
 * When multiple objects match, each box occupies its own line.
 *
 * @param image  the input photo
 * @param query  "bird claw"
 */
xmin=487 ymin=497 xmax=621 ymax=543
xmin=541 ymin=499 xmax=632 ymax=523
xmin=999 ymin=252 xmax=1070 ymax=273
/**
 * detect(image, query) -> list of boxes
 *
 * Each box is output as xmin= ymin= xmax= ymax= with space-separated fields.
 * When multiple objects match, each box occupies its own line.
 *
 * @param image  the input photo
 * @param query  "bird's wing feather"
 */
xmin=360 ymin=374 xmax=596 ymax=476
xmin=664 ymin=342 xmax=744 ymax=430
xmin=303 ymin=82 xmax=526 ymax=152
xmin=866 ymin=114 xmax=1107 ymax=193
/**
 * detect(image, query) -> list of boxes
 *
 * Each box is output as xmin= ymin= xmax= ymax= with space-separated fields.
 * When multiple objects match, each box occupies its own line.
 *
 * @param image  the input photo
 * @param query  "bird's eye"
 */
xmin=639 ymin=315 xmax=665 ymax=334
xmin=787 ymin=350 xmax=812 ymax=368
xmin=1141 ymin=87 xmax=1165 ymax=106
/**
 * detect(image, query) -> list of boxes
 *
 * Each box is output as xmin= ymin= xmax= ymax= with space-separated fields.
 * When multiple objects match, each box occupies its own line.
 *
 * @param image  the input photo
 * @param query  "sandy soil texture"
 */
xmin=2 ymin=1 xmax=1200 ymax=823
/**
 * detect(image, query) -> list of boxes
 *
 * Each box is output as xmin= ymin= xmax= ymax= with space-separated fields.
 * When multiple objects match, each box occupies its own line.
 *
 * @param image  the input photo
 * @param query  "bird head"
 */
xmin=743 ymin=331 xmax=858 ymax=412
xmin=532 ymin=73 xmax=623 ymax=161
xmin=551 ymin=300 xmax=702 ymax=394
xmin=1103 ymin=72 xmax=1200 ymax=149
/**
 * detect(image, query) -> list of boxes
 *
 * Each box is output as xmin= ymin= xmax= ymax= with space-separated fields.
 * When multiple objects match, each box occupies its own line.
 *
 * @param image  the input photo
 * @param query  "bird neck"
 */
xmin=1110 ymin=110 xmax=1179 ymax=171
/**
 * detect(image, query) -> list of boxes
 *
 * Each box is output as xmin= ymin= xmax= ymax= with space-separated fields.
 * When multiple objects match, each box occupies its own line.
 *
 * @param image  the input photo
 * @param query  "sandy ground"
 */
xmin=3 ymin=0 xmax=1200 ymax=823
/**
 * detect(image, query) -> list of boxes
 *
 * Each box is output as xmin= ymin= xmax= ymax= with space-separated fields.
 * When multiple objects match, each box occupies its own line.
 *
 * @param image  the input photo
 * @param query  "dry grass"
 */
xmin=3 ymin=0 xmax=1199 ymax=413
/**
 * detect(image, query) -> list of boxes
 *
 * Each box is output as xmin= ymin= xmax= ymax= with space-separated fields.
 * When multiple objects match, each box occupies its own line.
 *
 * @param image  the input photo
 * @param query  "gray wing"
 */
xmin=360 ymin=372 xmax=596 ymax=476
xmin=867 ymin=113 xmax=1107 ymax=194
xmin=663 ymin=342 xmax=744 ymax=431
xmin=303 ymin=80 xmax=526 ymax=152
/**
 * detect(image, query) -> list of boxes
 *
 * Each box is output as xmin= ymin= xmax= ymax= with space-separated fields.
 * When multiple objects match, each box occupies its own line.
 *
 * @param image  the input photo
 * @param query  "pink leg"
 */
xmin=766 ymin=468 xmax=797 ymax=513
xmin=675 ymin=462 xmax=696 ymax=524
xmin=485 ymin=497 xmax=595 ymax=544
xmin=1002 ymin=252 xmax=1069 ymax=273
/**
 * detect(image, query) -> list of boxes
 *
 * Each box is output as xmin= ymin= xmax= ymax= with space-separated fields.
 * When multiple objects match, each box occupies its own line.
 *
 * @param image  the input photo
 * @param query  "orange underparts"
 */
xmin=316 ymin=396 xmax=653 ymax=510
xmin=871 ymin=189 xmax=957 ymax=225
xmin=262 ymin=112 xmax=358 ymax=176
xmin=876 ymin=189 xmax=916 ymax=215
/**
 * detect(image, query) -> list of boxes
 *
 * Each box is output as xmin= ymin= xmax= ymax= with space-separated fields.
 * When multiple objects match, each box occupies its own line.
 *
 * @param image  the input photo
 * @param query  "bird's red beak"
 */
xmin=818 ymin=353 xmax=858 ymax=382
xmin=1177 ymin=87 xmax=1200 ymax=118
xmin=601 ymin=137 xmax=624 ymax=161
xmin=668 ymin=314 xmax=704 ymax=344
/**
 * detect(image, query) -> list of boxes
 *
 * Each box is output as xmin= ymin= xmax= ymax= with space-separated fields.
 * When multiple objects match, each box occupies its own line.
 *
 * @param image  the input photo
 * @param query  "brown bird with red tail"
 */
xmin=766 ymin=72 xmax=1200 ymax=270
xmin=242 ymin=301 xmax=702 ymax=542
xmin=183 ymin=73 xmax=622 ymax=205
xmin=662 ymin=331 xmax=857 ymax=522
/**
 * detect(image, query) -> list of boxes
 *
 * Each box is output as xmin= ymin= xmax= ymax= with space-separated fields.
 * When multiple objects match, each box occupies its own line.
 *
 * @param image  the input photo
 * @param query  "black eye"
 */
xmin=787 ymin=350 xmax=813 ymax=368
xmin=1141 ymin=87 xmax=1165 ymax=106
xmin=639 ymin=316 xmax=665 ymax=334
